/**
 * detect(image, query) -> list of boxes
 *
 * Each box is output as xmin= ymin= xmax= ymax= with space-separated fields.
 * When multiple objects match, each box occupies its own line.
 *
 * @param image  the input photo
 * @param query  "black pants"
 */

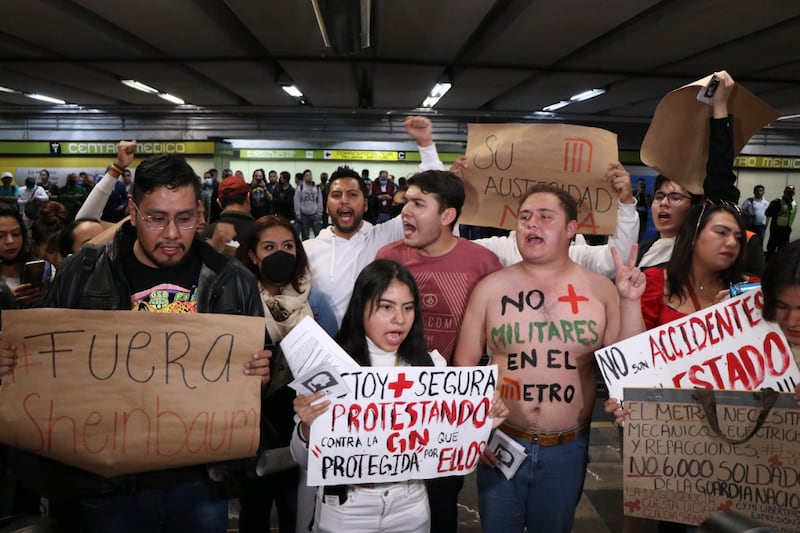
xmin=766 ymin=225 xmax=791 ymax=259
xmin=425 ymin=475 xmax=464 ymax=533
xmin=238 ymin=467 xmax=299 ymax=533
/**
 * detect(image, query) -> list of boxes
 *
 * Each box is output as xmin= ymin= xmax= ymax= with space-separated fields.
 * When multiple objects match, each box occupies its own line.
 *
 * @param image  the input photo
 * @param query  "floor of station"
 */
xmin=227 ymin=388 xmax=661 ymax=532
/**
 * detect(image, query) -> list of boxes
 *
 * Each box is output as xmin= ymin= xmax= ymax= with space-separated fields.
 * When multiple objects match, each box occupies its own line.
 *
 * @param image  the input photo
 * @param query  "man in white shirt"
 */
xmin=741 ymin=184 xmax=769 ymax=241
xmin=304 ymin=117 xmax=443 ymax=325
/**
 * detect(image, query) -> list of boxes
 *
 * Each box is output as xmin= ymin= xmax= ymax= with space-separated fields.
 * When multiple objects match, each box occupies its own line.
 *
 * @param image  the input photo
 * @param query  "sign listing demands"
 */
xmin=306 ymin=366 xmax=497 ymax=486
xmin=0 ymin=309 xmax=265 ymax=478
xmin=460 ymin=123 xmax=619 ymax=235
xmin=623 ymin=388 xmax=800 ymax=532
xmin=594 ymin=289 xmax=800 ymax=401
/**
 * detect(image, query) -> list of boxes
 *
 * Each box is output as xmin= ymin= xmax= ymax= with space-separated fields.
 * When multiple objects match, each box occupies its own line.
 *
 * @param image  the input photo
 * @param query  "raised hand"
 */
xmin=117 ymin=140 xmax=138 ymax=168
xmin=404 ymin=116 xmax=433 ymax=147
xmin=449 ymin=155 xmax=469 ymax=179
xmin=603 ymin=162 xmax=633 ymax=204
xmin=711 ymin=70 xmax=734 ymax=118
xmin=612 ymin=244 xmax=645 ymax=301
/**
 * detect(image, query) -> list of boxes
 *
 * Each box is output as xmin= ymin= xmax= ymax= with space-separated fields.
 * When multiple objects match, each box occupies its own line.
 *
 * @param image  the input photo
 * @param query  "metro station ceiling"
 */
xmin=1 ymin=0 xmax=799 ymax=144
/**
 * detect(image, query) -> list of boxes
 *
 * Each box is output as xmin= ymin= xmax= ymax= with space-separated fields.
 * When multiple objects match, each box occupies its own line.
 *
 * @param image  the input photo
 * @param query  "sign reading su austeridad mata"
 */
xmin=623 ymin=388 xmax=800 ymax=531
xmin=306 ymin=366 xmax=497 ymax=486
xmin=594 ymin=289 xmax=800 ymax=401
xmin=460 ymin=123 xmax=619 ymax=235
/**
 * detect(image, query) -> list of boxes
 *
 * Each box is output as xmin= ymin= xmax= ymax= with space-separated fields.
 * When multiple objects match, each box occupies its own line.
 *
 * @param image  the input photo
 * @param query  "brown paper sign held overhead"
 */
xmin=640 ymin=74 xmax=780 ymax=194
xmin=460 ymin=124 xmax=619 ymax=235
xmin=0 ymin=309 xmax=264 ymax=477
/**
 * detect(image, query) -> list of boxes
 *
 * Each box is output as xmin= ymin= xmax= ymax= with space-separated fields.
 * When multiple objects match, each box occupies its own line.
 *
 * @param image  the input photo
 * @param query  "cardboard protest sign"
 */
xmin=460 ymin=124 xmax=619 ymax=235
xmin=641 ymin=74 xmax=780 ymax=194
xmin=595 ymin=289 xmax=800 ymax=401
xmin=306 ymin=365 xmax=497 ymax=486
xmin=623 ymin=388 xmax=800 ymax=531
xmin=0 ymin=309 xmax=264 ymax=477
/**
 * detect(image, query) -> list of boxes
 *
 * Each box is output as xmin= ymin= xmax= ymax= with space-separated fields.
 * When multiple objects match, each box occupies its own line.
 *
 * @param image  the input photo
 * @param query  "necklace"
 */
xmin=693 ymin=277 xmax=715 ymax=292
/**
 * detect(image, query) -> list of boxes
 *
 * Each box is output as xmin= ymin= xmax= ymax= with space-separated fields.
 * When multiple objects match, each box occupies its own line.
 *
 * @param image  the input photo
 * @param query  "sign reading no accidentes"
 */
xmin=307 ymin=366 xmax=497 ymax=486
xmin=594 ymin=289 xmax=800 ymax=401
xmin=0 ymin=309 xmax=264 ymax=477
xmin=460 ymin=124 xmax=619 ymax=235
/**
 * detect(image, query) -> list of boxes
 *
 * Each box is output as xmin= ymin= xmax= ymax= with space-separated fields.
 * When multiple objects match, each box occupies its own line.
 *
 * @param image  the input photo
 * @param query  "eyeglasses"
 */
xmin=653 ymin=191 xmax=692 ymax=205
xmin=133 ymin=203 xmax=197 ymax=231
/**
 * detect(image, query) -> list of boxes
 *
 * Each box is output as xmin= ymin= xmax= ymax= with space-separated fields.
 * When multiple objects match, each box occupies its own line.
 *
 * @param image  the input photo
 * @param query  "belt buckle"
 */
xmin=531 ymin=432 xmax=539 ymax=445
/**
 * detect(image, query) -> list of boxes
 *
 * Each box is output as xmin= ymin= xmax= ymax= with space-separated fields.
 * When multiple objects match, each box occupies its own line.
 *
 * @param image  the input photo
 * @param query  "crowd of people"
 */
xmin=0 ymin=70 xmax=797 ymax=533
xmin=197 ymin=166 xmax=412 ymax=246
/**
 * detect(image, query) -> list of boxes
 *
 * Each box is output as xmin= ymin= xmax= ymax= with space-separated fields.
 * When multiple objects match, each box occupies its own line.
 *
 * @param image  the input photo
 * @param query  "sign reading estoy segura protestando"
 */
xmin=0 ymin=309 xmax=264 ymax=478
xmin=594 ymin=289 xmax=800 ymax=401
xmin=306 ymin=365 xmax=498 ymax=486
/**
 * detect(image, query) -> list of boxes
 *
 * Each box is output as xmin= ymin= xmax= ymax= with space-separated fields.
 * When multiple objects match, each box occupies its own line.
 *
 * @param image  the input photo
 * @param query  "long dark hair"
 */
xmin=762 ymin=239 xmax=800 ymax=321
xmin=0 ymin=209 xmax=33 ymax=266
xmin=666 ymin=201 xmax=746 ymax=301
xmin=336 ymin=259 xmax=431 ymax=367
xmin=236 ymin=214 xmax=308 ymax=293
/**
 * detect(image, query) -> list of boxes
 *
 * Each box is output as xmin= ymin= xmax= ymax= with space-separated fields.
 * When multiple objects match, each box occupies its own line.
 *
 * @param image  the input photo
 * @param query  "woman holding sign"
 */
xmin=605 ymin=203 xmax=753 ymax=398
xmin=291 ymin=259 xmax=507 ymax=533
xmin=608 ymin=201 xmax=755 ymax=533
xmin=235 ymin=214 xmax=336 ymax=533
xmin=292 ymin=259 xmax=441 ymax=533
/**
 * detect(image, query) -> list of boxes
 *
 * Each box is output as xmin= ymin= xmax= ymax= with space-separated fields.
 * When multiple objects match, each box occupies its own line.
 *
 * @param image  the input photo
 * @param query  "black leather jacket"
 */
xmin=14 ymin=222 xmax=265 ymax=500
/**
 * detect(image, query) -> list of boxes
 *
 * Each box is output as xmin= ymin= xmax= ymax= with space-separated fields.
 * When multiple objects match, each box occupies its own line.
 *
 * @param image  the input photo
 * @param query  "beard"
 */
xmin=332 ymin=211 xmax=363 ymax=236
xmin=136 ymin=240 xmax=189 ymax=269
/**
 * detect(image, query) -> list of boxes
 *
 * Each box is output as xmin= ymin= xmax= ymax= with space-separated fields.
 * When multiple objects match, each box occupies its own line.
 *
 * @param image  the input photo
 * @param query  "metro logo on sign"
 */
xmin=563 ymin=137 xmax=593 ymax=173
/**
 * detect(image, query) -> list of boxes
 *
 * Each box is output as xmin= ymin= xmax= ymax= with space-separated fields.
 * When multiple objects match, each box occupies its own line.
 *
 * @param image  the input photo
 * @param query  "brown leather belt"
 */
xmin=499 ymin=421 xmax=590 ymax=446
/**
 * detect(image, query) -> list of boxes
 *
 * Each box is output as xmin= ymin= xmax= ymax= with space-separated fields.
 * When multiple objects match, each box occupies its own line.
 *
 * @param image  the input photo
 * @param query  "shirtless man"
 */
xmin=454 ymin=183 xmax=644 ymax=533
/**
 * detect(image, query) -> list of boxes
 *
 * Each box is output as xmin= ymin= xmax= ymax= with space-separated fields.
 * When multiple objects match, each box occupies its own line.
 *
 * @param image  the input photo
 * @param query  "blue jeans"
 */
xmin=477 ymin=433 xmax=589 ymax=533
xmin=80 ymin=479 xmax=228 ymax=533
xmin=298 ymin=213 xmax=322 ymax=240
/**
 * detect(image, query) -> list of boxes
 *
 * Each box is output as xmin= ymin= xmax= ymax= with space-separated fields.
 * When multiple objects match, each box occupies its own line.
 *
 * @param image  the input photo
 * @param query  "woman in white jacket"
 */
xmin=291 ymin=259 xmax=507 ymax=533
xmin=291 ymin=259 xmax=439 ymax=532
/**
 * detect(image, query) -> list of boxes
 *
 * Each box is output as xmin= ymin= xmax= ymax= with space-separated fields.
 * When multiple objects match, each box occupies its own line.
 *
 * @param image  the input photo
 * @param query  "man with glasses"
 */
xmin=30 ymin=152 xmax=270 ymax=532
xmin=636 ymin=176 xmax=698 ymax=267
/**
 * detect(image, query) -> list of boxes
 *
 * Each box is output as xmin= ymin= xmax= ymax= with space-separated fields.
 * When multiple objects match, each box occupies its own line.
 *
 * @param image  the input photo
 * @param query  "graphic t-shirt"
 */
xmin=123 ymin=248 xmax=203 ymax=313
xmin=250 ymin=183 xmax=269 ymax=209
xmin=377 ymin=238 xmax=502 ymax=361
